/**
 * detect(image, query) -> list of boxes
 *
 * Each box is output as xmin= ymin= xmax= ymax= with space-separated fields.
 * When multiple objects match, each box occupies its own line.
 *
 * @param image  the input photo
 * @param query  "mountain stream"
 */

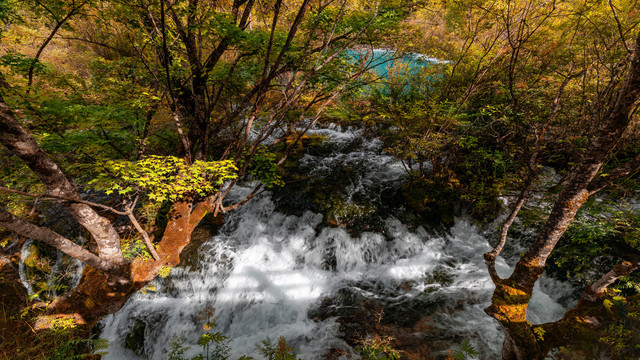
xmin=98 ymin=125 xmax=576 ymax=359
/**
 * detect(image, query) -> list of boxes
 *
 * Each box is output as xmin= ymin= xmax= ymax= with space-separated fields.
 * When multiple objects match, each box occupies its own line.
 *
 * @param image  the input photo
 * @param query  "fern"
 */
xmin=452 ymin=339 xmax=480 ymax=360
xmin=49 ymin=338 xmax=110 ymax=360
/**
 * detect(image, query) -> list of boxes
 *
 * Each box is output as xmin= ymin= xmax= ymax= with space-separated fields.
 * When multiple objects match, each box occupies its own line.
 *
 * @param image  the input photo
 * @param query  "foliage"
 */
xmin=348 ymin=48 xmax=514 ymax=223
xmin=257 ymin=337 xmax=299 ymax=360
xmin=168 ymin=334 xmax=190 ymax=360
xmin=158 ymin=266 xmax=172 ymax=278
xmin=353 ymin=310 xmax=402 ymax=360
xmin=166 ymin=304 xmax=254 ymax=360
xmin=193 ymin=305 xmax=231 ymax=360
xmin=0 ymin=52 xmax=47 ymax=77
xmin=451 ymin=339 xmax=480 ymax=360
xmin=90 ymin=156 xmax=238 ymax=203
xmin=598 ymin=292 xmax=640 ymax=360
xmin=0 ymin=0 xmax=18 ymax=25
xmin=549 ymin=198 xmax=640 ymax=290
xmin=5 ymin=304 xmax=109 ymax=360
xmin=49 ymin=337 xmax=110 ymax=360
xmin=0 ymin=0 xmax=639 ymax=358
xmin=243 ymin=147 xmax=285 ymax=189
xmin=355 ymin=334 xmax=402 ymax=360
xmin=121 ymin=236 xmax=153 ymax=261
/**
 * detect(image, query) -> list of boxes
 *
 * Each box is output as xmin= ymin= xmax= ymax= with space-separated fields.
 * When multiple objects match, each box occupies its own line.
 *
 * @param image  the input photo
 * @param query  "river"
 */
xmin=98 ymin=125 xmax=576 ymax=359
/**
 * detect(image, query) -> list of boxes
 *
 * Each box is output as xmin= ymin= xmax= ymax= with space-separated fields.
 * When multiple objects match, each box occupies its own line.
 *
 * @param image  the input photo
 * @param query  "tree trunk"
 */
xmin=0 ymin=95 xmax=125 ymax=266
xmin=36 ymin=200 xmax=213 ymax=329
xmin=486 ymin=31 xmax=640 ymax=358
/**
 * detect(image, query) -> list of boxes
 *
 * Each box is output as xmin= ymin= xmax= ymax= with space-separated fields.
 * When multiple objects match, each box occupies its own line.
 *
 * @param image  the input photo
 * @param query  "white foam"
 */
xmin=101 ymin=126 xmax=571 ymax=359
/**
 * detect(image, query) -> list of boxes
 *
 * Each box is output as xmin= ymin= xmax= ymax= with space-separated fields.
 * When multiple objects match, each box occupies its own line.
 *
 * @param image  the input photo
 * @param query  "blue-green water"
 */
xmin=342 ymin=49 xmax=438 ymax=78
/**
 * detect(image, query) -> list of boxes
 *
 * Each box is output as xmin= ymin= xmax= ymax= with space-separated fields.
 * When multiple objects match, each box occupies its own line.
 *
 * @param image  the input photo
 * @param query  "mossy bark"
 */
xmin=486 ymin=31 xmax=640 ymax=359
xmin=485 ymin=281 xmax=542 ymax=360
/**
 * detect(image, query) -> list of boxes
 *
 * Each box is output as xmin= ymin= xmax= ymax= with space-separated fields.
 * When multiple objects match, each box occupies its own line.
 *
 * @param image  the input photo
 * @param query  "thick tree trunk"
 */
xmin=485 ymin=280 xmax=542 ymax=360
xmin=0 ymin=95 xmax=125 ymax=265
xmin=36 ymin=200 xmax=214 ymax=329
xmin=0 ymin=74 xmax=223 ymax=330
xmin=511 ymin=31 xmax=640 ymax=292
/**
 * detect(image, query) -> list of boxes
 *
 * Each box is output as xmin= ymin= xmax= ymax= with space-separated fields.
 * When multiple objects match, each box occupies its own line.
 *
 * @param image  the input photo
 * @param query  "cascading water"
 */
xmin=100 ymin=125 xmax=574 ymax=359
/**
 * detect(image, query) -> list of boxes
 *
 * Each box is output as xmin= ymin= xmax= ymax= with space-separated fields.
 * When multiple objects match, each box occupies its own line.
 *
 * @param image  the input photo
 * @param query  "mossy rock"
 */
xmin=318 ymin=108 xmax=360 ymax=127
xmin=272 ymin=133 xmax=329 ymax=162
xmin=425 ymin=265 xmax=454 ymax=287
xmin=124 ymin=319 xmax=146 ymax=357
xmin=22 ymin=243 xmax=56 ymax=297
xmin=322 ymin=195 xmax=377 ymax=230
xmin=23 ymin=244 xmax=51 ymax=272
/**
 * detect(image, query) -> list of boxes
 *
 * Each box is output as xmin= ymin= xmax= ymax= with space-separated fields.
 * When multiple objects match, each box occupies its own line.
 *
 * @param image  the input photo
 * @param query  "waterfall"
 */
xmin=100 ymin=126 xmax=572 ymax=359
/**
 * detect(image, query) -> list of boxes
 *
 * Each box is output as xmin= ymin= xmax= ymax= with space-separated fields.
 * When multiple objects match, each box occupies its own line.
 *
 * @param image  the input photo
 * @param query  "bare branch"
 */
xmin=583 ymin=260 xmax=640 ymax=301
xmin=125 ymin=196 xmax=160 ymax=262
xmin=0 ymin=209 xmax=117 ymax=272
xmin=587 ymin=154 xmax=640 ymax=194
xmin=27 ymin=3 xmax=87 ymax=93
xmin=221 ymin=185 xmax=264 ymax=212
xmin=484 ymin=173 xmax=534 ymax=283
xmin=0 ymin=92 xmax=125 ymax=264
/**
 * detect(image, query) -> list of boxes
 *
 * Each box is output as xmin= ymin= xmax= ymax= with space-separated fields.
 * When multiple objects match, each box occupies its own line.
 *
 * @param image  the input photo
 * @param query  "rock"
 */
xmin=401 ymin=180 xmax=456 ymax=228
xmin=311 ymin=283 xmax=462 ymax=359
xmin=325 ymin=348 xmax=349 ymax=360
xmin=124 ymin=319 xmax=146 ymax=357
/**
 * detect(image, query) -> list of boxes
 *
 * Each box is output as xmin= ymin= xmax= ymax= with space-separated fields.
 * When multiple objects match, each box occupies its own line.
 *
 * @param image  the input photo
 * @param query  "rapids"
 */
xmin=99 ymin=125 xmax=574 ymax=359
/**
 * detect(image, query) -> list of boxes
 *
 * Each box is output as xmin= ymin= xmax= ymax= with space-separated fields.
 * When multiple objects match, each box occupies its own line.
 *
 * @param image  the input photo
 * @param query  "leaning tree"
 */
xmin=484 ymin=27 xmax=640 ymax=360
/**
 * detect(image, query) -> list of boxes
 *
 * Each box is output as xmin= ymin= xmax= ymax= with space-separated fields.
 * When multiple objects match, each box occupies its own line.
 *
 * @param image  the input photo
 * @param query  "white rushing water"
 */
xmin=100 ymin=126 xmax=572 ymax=359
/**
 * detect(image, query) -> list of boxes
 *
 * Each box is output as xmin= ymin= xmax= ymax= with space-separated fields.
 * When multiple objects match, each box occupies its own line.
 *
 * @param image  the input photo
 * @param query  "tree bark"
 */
xmin=486 ymin=31 xmax=640 ymax=359
xmin=37 ymin=199 xmax=214 ymax=329
xmin=0 ymin=209 xmax=117 ymax=272
xmin=511 ymin=30 xmax=640 ymax=291
xmin=0 ymin=93 xmax=125 ymax=265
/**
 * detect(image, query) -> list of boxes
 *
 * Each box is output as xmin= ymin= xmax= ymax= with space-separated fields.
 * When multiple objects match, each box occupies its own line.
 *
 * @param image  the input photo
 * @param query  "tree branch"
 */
xmin=0 ymin=209 xmax=117 ymax=273
xmin=0 ymin=186 xmax=128 ymax=216
xmin=0 ymin=93 xmax=125 ymax=264
xmin=587 ymin=154 xmax=640 ymax=195
xmin=583 ymin=260 xmax=640 ymax=302
xmin=27 ymin=3 xmax=86 ymax=93
xmin=125 ymin=196 xmax=160 ymax=262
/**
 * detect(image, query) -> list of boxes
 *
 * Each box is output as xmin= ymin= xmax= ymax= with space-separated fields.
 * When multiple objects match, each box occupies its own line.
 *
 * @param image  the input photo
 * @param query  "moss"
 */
xmin=320 ymin=108 xmax=360 ymax=127
xmin=23 ymin=244 xmax=49 ymax=271
xmin=323 ymin=195 xmax=376 ymax=228
xmin=83 ymin=297 xmax=95 ymax=309
xmin=488 ymin=282 xmax=532 ymax=323
xmin=124 ymin=320 xmax=146 ymax=357
xmin=272 ymin=133 xmax=328 ymax=161
xmin=425 ymin=266 xmax=454 ymax=287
